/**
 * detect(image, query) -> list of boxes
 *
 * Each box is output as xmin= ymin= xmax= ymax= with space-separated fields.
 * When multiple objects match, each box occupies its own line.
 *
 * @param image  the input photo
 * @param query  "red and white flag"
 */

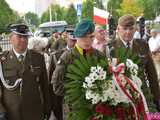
xmin=93 ymin=7 xmax=109 ymax=25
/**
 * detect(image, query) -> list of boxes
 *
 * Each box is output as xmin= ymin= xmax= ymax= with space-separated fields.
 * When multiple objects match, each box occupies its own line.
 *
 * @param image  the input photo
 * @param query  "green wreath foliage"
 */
xmin=64 ymin=48 xmax=155 ymax=120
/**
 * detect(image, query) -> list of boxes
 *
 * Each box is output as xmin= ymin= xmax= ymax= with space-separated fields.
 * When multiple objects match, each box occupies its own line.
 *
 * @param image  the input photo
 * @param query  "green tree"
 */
xmin=118 ymin=0 xmax=143 ymax=17
xmin=94 ymin=0 xmax=104 ymax=9
xmin=107 ymin=0 xmax=122 ymax=21
xmin=0 ymin=0 xmax=18 ymax=33
xmin=137 ymin=0 xmax=160 ymax=19
xmin=65 ymin=4 xmax=77 ymax=25
xmin=81 ymin=0 xmax=94 ymax=20
xmin=25 ymin=12 xmax=40 ymax=27
xmin=41 ymin=4 xmax=66 ymax=23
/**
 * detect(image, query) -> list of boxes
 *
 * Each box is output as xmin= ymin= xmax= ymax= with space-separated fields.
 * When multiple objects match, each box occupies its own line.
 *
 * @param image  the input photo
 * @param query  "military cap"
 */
xmin=9 ymin=24 xmax=32 ymax=36
xmin=68 ymin=32 xmax=76 ymax=41
xmin=74 ymin=19 xmax=95 ymax=38
xmin=118 ymin=14 xmax=136 ymax=27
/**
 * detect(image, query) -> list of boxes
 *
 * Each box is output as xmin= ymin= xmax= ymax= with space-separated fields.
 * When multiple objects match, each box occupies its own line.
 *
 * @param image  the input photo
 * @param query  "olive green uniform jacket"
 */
xmin=51 ymin=47 xmax=105 ymax=96
xmin=48 ymin=48 xmax=67 ymax=82
xmin=50 ymin=38 xmax=66 ymax=52
xmin=109 ymin=38 xmax=160 ymax=103
xmin=0 ymin=50 xmax=51 ymax=120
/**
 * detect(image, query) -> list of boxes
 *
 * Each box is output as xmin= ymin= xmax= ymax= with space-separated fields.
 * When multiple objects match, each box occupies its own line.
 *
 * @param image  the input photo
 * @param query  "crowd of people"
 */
xmin=0 ymin=14 xmax=159 ymax=120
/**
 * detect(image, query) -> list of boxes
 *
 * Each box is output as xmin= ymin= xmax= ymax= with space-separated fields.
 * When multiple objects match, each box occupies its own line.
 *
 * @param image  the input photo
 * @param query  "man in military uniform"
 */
xmin=50 ymin=31 xmax=67 ymax=53
xmin=0 ymin=24 xmax=51 ymax=120
xmin=48 ymin=31 xmax=76 ymax=120
xmin=51 ymin=19 xmax=105 ymax=105
xmin=109 ymin=14 xmax=160 ymax=111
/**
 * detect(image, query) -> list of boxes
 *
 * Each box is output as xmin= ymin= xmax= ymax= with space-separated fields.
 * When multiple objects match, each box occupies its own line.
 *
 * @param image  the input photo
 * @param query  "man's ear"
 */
xmin=116 ymin=25 xmax=120 ymax=31
xmin=133 ymin=25 xmax=137 ymax=32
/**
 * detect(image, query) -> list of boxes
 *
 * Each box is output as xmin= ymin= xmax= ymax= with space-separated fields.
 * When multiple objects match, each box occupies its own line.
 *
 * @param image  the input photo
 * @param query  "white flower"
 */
xmin=89 ymin=73 xmax=99 ymax=81
xmin=126 ymin=59 xmax=133 ymax=68
xmin=84 ymin=77 xmax=94 ymax=88
xmin=91 ymin=66 xmax=97 ymax=73
xmin=91 ymin=93 xmax=100 ymax=104
xmin=85 ymin=77 xmax=92 ymax=84
xmin=96 ymin=66 xmax=103 ymax=73
xmin=82 ymin=62 xmax=138 ymax=106
xmin=99 ymin=71 xmax=106 ymax=80
xmin=126 ymin=59 xmax=139 ymax=76
xmin=85 ymin=90 xmax=93 ymax=100
xmin=131 ymin=75 xmax=142 ymax=88
xmin=82 ymin=82 xmax=88 ymax=88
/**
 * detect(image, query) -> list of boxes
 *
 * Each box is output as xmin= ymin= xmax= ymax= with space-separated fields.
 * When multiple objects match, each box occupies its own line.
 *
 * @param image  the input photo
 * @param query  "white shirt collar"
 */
xmin=119 ymin=35 xmax=133 ymax=48
xmin=13 ymin=48 xmax=27 ymax=59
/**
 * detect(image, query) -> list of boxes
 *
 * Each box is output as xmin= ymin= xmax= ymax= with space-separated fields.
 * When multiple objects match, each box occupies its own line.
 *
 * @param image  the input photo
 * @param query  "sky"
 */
xmin=6 ymin=0 xmax=36 ymax=13
xmin=5 ymin=0 xmax=107 ymax=17
xmin=5 ymin=0 xmax=76 ymax=14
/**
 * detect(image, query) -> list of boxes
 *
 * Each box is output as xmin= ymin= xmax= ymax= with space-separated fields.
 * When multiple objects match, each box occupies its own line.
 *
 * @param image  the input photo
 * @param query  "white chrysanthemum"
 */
xmin=83 ymin=64 xmax=135 ymax=105
xmin=89 ymin=73 xmax=99 ymax=81
xmin=101 ymin=88 xmax=112 ymax=102
xmin=99 ymin=81 xmax=114 ymax=102
xmin=85 ymin=77 xmax=92 ymax=84
xmin=131 ymin=75 xmax=142 ymax=88
xmin=126 ymin=59 xmax=133 ymax=68
xmin=83 ymin=82 xmax=87 ymax=88
xmin=99 ymin=71 xmax=106 ymax=80
xmin=91 ymin=66 xmax=97 ymax=73
xmin=126 ymin=59 xmax=139 ymax=76
xmin=91 ymin=93 xmax=101 ymax=104
xmin=96 ymin=66 xmax=103 ymax=73
xmin=84 ymin=77 xmax=94 ymax=88
xmin=85 ymin=90 xmax=93 ymax=100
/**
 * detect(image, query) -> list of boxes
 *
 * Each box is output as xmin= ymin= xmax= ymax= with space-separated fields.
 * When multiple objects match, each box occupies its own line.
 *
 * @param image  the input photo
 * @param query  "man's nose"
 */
xmin=126 ymin=29 xmax=131 ymax=34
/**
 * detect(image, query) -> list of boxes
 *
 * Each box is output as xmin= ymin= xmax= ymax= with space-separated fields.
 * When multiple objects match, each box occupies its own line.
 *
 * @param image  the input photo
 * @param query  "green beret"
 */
xmin=74 ymin=19 xmax=95 ymax=38
xmin=118 ymin=14 xmax=136 ymax=27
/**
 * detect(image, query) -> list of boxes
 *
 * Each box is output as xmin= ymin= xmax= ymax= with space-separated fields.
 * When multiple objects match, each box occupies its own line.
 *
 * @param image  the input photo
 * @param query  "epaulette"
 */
xmin=0 ymin=50 xmax=9 ymax=62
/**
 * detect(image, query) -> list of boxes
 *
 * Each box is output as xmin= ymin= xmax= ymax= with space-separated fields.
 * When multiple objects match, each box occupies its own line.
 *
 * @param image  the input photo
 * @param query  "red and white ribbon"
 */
xmin=110 ymin=63 xmax=149 ymax=120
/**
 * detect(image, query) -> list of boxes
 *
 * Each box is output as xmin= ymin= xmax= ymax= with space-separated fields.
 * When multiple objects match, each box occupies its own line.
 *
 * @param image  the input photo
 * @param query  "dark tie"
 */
xmin=18 ymin=55 xmax=24 ymax=63
xmin=126 ymin=42 xmax=130 ymax=49
xmin=83 ymin=49 xmax=93 ymax=56
xmin=83 ymin=49 xmax=87 ymax=56
xmin=18 ymin=55 xmax=25 ymax=77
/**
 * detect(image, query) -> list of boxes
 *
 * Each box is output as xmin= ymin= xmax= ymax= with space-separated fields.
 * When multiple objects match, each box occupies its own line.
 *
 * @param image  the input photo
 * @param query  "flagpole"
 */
xmin=49 ymin=5 xmax=52 ymax=22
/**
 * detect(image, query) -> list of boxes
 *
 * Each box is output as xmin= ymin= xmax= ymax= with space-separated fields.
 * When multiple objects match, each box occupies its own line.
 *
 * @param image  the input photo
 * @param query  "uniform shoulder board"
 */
xmin=0 ymin=50 xmax=9 ymax=62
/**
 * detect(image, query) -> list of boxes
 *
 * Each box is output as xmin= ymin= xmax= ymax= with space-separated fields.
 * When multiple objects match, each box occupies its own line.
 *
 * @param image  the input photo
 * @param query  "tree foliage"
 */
xmin=25 ymin=12 xmax=40 ymax=27
xmin=137 ymin=0 xmax=160 ymax=19
xmin=0 ymin=0 xmax=18 ymax=33
xmin=41 ymin=4 xmax=66 ymax=23
xmin=107 ymin=0 xmax=160 ymax=20
xmin=94 ymin=0 xmax=104 ymax=9
xmin=118 ymin=0 xmax=143 ymax=17
xmin=41 ymin=1 xmax=95 ymax=25
xmin=81 ymin=0 xmax=94 ymax=20
xmin=107 ymin=0 xmax=122 ymax=21
xmin=65 ymin=4 xmax=78 ymax=25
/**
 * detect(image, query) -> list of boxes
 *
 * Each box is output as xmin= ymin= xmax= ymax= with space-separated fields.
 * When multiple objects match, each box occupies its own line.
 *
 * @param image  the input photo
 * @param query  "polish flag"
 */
xmin=93 ymin=7 xmax=109 ymax=25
